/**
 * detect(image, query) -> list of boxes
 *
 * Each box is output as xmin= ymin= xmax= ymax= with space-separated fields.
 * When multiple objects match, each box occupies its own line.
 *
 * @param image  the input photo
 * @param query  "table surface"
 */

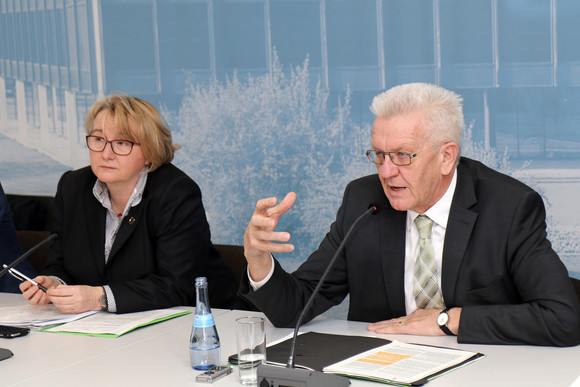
xmin=1 ymin=293 xmax=579 ymax=387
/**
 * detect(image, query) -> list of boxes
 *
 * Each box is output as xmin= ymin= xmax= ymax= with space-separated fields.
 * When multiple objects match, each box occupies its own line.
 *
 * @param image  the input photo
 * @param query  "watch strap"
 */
xmin=99 ymin=287 xmax=108 ymax=311
xmin=438 ymin=308 xmax=455 ymax=336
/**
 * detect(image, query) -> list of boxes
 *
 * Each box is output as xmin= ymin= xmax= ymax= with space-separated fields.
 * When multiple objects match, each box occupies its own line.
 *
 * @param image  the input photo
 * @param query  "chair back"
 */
xmin=16 ymin=231 xmax=52 ymax=272
xmin=214 ymin=244 xmax=247 ymax=286
xmin=571 ymin=277 xmax=580 ymax=304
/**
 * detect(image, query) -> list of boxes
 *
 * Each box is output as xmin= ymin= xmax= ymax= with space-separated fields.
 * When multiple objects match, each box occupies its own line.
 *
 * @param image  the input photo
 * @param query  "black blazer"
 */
xmin=241 ymin=157 xmax=580 ymax=346
xmin=44 ymin=164 xmax=237 ymax=312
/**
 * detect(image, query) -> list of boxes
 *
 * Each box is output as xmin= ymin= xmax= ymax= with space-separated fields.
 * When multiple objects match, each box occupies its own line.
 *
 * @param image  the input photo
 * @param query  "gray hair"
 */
xmin=370 ymin=83 xmax=464 ymax=153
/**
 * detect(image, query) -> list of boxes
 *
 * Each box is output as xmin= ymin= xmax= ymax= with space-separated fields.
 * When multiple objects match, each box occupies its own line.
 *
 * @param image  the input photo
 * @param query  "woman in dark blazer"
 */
xmin=20 ymin=95 xmax=237 ymax=313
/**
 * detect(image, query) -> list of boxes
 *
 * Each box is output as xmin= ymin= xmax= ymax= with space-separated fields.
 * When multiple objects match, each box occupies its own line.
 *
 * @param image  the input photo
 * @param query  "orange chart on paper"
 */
xmin=357 ymin=351 xmax=412 ymax=366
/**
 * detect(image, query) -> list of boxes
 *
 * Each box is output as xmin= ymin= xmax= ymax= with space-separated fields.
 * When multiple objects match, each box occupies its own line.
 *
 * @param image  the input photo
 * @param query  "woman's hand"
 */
xmin=19 ymin=276 xmax=59 ymax=305
xmin=47 ymin=285 xmax=104 ymax=314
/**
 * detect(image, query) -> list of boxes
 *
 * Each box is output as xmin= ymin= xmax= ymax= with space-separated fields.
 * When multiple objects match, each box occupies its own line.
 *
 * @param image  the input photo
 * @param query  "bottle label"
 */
xmin=193 ymin=313 xmax=215 ymax=328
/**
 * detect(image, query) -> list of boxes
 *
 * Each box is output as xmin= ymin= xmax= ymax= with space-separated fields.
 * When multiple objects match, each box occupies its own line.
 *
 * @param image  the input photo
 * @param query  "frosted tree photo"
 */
xmin=171 ymin=54 xmax=371 ymax=267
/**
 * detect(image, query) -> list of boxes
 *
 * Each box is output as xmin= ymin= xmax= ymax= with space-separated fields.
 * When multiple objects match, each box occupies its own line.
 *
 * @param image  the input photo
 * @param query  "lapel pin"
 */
xmin=129 ymin=217 xmax=136 ymax=224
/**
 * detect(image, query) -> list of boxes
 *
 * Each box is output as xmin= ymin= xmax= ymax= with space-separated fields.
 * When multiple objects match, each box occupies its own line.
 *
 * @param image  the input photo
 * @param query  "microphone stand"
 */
xmin=257 ymin=205 xmax=378 ymax=387
xmin=0 ymin=233 xmax=57 ymax=278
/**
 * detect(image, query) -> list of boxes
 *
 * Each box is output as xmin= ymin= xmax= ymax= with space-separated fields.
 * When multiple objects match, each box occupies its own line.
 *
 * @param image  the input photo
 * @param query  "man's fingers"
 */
xmin=247 ymin=230 xmax=294 ymax=251
xmin=250 ymin=213 xmax=277 ymax=229
xmin=254 ymin=242 xmax=295 ymax=254
xmin=367 ymin=320 xmax=390 ymax=331
xmin=245 ymin=193 xmax=296 ymax=261
xmin=367 ymin=309 xmax=445 ymax=336
xmin=367 ymin=319 xmax=405 ymax=334
xmin=255 ymin=196 xmax=278 ymax=214
xmin=267 ymin=192 xmax=296 ymax=218
xmin=253 ymin=229 xmax=291 ymax=243
xmin=251 ymin=192 xmax=296 ymax=230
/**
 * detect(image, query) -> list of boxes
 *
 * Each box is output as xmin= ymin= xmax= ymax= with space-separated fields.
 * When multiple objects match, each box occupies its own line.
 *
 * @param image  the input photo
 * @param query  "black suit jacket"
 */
xmin=241 ymin=157 xmax=580 ymax=346
xmin=43 ymin=164 xmax=237 ymax=312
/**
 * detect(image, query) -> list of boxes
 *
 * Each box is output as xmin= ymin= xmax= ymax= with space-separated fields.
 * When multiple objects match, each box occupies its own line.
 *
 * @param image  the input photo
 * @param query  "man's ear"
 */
xmin=440 ymin=142 xmax=459 ymax=175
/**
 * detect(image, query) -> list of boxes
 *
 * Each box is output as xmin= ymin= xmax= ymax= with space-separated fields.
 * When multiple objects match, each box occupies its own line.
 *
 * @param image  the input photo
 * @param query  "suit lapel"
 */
xmin=107 ymin=203 xmax=144 ymax=262
xmin=381 ymin=207 xmax=407 ymax=317
xmin=441 ymin=162 xmax=478 ymax=306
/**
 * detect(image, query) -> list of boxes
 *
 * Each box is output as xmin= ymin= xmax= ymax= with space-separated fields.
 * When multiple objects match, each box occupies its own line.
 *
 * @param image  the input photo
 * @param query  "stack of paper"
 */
xmin=0 ymin=304 xmax=97 ymax=328
xmin=0 ymin=304 xmax=191 ymax=338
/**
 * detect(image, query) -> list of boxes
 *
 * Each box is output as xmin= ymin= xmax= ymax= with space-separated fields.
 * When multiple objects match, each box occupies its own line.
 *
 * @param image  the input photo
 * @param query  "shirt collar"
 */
xmin=92 ymin=172 xmax=148 ymax=214
xmin=407 ymin=167 xmax=458 ymax=230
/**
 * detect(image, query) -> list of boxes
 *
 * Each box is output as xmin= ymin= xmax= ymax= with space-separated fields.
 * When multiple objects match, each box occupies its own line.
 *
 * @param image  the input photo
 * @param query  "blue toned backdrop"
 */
xmin=1 ymin=1 xmax=579 ymax=292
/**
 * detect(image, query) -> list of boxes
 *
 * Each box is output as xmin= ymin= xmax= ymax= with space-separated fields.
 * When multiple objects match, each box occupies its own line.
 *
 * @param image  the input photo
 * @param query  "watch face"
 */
xmin=437 ymin=312 xmax=449 ymax=326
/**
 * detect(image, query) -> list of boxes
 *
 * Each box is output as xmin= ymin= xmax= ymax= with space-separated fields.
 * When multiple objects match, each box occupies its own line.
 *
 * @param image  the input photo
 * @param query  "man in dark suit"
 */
xmin=240 ymin=83 xmax=580 ymax=346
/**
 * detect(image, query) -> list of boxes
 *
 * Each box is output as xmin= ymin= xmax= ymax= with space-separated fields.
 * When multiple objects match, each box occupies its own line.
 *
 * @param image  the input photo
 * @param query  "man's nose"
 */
xmin=377 ymin=157 xmax=399 ymax=178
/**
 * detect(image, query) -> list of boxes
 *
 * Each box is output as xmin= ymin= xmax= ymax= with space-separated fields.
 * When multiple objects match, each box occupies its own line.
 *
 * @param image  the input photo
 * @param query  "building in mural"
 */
xmin=2 ymin=1 xmax=580 ymax=166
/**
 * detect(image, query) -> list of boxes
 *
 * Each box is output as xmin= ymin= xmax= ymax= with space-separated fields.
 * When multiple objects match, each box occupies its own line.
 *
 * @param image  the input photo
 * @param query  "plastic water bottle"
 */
xmin=190 ymin=277 xmax=220 ymax=370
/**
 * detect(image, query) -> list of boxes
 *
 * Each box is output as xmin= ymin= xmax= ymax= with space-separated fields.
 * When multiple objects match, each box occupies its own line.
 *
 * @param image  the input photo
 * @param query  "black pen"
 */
xmin=2 ymin=264 xmax=48 ymax=292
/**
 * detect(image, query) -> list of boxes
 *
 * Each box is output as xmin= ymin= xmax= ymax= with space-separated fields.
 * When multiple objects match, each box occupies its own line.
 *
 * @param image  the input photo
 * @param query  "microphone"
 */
xmin=257 ymin=204 xmax=379 ymax=387
xmin=0 ymin=233 xmax=57 ymax=279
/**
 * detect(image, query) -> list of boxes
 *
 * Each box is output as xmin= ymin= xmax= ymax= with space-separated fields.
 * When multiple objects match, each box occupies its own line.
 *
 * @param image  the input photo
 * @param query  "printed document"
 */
xmin=323 ymin=340 xmax=482 ymax=385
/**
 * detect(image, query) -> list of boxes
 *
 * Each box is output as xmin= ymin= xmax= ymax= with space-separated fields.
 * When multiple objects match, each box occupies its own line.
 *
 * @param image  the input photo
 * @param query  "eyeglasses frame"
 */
xmin=365 ymin=149 xmax=418 ymax=166
xmin=85 ymin=135 xmax=140 ymax=156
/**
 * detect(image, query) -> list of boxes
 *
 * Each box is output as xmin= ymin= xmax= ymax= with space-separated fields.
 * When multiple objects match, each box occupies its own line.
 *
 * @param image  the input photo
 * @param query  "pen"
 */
xmin=2 ymin=264 xmax=48 ymax=292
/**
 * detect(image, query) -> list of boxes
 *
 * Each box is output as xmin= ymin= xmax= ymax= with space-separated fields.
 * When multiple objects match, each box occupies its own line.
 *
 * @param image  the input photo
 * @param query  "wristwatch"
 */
xmin=99 ymin=287 xmax=108 ymax=311
xmin=437 ymin=308 xmax=455 ymax=336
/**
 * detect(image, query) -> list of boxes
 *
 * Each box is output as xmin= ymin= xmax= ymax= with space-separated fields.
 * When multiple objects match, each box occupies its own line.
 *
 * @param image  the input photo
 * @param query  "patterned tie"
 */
xmin=413 ymin=215 xmax=444 ymax=309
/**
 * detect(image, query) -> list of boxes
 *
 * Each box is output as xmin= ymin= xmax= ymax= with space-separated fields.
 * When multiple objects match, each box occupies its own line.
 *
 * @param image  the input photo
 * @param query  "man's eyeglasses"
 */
xmin=365 ymin=150 xmax=417 ymax=166
xmin=86 ymin=135 xmax=140 ymax=156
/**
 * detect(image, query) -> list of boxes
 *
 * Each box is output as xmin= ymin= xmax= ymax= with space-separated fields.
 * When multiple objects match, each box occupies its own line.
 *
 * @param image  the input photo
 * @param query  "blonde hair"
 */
xmin=370 ymin=83 xmax=464 ymax=153
xmin=85 ymin=94 xmax=180 ymax=172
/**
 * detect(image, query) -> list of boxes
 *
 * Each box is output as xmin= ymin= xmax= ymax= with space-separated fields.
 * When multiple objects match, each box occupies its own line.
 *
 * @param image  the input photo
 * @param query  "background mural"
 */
xmin=1 ymin=1 xmax=579 ymax=317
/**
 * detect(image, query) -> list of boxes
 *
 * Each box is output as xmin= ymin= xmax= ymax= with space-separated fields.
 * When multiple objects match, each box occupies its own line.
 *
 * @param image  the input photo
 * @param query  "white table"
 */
xmin=1 ymin=293 xmax=579 ymax=386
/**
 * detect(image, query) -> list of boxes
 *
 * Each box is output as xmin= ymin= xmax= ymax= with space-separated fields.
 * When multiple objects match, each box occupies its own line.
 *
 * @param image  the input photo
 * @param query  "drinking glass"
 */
xmin=236 ymin=316 xmax=266 ymax=385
